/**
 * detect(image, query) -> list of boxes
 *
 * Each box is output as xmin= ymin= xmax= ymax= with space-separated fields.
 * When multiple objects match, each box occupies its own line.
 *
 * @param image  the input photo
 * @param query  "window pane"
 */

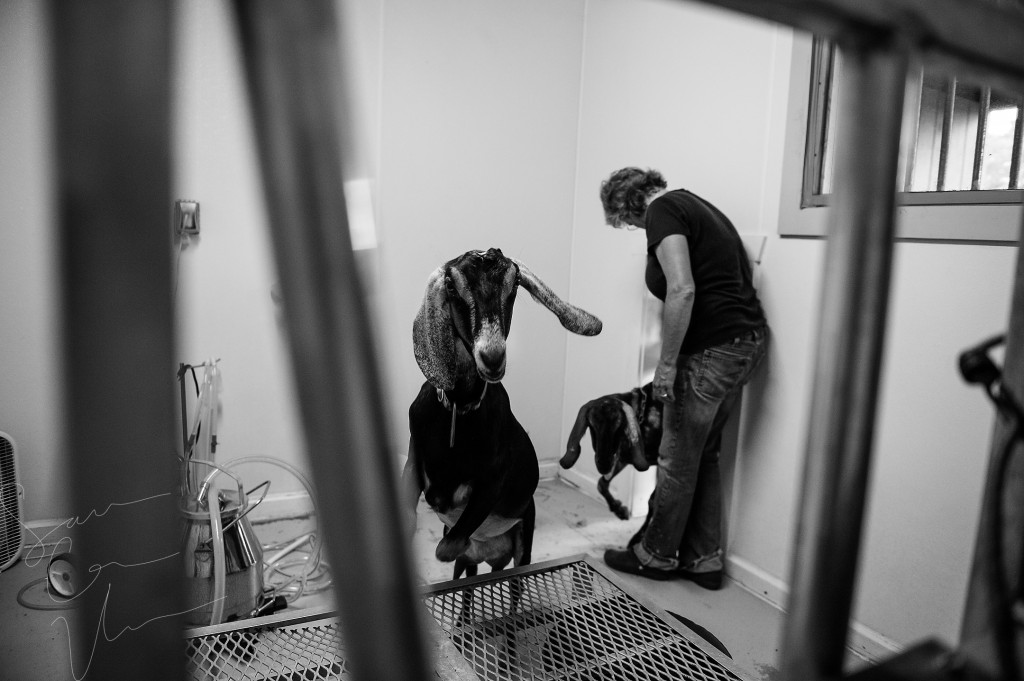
xmin=980 ymin=98 xmax=1020 ymax=189
xmin=820 ymin=48 xmax=842 ymax=195
xmin=908 ymin=73 xmax=948 ymax=192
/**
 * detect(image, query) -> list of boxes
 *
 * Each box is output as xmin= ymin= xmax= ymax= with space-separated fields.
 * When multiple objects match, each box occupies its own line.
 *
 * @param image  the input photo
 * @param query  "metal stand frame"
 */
xmin=50 ymin=1 xmax=1024 ymax=679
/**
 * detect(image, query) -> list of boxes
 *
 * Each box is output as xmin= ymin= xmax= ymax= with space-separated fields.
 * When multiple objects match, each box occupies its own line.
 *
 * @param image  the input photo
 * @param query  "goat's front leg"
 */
xmin=597 ymin=465 xmax=630 ymax=520
xmin=435 ymin=482 xmax=499 ymax=562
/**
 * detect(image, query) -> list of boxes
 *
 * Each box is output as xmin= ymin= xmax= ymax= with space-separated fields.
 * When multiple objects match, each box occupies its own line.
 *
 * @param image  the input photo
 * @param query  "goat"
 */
xmin=559 ymin=382 xmax=661 ymax=520
xmin=403 ymin=248 xmax=602 ymax=582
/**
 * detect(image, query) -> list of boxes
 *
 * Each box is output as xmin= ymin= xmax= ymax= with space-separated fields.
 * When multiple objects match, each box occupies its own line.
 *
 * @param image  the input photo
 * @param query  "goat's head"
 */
xmin=413 ymin=248 xmax=602 ymax=391
xmin=559 ymin=395 xmax=649 ymax=474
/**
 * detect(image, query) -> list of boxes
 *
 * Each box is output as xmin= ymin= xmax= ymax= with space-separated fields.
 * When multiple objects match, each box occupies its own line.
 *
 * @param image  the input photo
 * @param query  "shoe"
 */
xmin=603 ymin=548 xmax=677 ymax=581
xmin=677 ymin=567 xmax=723 ymax=591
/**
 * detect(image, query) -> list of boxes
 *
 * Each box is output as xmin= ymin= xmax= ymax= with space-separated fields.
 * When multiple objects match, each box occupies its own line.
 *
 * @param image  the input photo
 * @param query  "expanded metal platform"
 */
xmin=184 ymin=556 xmax=747 ymax=680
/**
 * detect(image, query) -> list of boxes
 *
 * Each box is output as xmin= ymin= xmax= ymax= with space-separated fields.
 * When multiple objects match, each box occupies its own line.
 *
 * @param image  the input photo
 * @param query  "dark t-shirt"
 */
xmin=644 ymin=189 xmax=766 ymax=355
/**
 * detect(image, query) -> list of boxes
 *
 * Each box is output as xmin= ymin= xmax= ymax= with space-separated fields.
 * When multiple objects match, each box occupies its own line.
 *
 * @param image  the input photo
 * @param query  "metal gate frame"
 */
xmin=51 ymin=1 xmax=1024 ymax=680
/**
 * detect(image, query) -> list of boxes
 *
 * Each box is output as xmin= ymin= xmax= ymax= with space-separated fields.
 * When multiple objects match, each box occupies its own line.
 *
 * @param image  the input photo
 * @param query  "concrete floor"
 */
xmin=1 ymin=478 xmax=791 ymax=680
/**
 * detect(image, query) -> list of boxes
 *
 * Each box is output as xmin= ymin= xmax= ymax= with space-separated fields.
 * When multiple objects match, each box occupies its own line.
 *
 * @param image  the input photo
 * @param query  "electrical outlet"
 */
xmin=174 ymin=200 xmax=200 ymax=237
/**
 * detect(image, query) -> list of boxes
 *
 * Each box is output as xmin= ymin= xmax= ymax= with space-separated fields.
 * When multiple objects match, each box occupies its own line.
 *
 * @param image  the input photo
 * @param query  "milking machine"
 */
xmin=178 ymin=361 xmax=272 ymax=627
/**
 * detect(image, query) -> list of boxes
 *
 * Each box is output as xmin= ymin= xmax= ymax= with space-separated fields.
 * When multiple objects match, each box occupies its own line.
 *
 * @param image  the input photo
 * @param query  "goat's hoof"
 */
xmin=613 ymin=504 xmax=630 ymax=520
xmin=436 ymin=535 xmax=469 ymax=562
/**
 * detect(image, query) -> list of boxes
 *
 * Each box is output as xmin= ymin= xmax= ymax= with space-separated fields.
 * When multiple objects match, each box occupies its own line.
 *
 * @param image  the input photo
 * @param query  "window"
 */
xmin=804 ymin=39 xmax=1024 ymax=208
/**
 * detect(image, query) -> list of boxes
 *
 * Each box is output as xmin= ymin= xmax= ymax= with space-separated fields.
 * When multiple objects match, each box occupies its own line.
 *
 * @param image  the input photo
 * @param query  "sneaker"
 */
xmin=603 ymin=548 xmax=677 ymax=581
xmin=677 ymin=567 xmax=723 ymax=591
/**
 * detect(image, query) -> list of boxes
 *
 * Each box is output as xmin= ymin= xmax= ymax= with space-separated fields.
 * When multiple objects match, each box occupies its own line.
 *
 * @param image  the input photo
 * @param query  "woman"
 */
xmin=600 ymin=167 xmax=768 ymax=589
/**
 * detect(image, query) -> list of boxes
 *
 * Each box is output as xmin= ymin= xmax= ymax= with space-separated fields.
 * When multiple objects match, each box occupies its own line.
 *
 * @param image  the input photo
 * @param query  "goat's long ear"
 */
xmin=512 ymin=259 xmax=602 ymax=336
xmin=559 ymin=399 xmax=595 ymax=469
xmin=620 ymin=401 xmax=649 ymax=471
xmin=412 ymin=267 xmax=456 ymax=391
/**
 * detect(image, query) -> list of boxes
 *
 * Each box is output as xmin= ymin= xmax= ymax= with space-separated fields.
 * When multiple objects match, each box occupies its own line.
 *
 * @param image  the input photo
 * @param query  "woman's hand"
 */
xmin=654 ymin=362 xmax=677 ymax=403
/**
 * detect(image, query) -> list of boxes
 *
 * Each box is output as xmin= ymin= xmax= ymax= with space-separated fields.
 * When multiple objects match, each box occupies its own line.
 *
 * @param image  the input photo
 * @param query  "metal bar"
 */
xmin=959 ymin=211 xmax=1024 ymax=680
xmin=684 ymin=0 xmax=1024 ymax=94
xmin=937 ymin=77 xmax=957 ymax=191
xmin=972 ymin=87 xmax=991 ymax=191
xmin=230 ymin=3 xmax=432 ymax=680
xmin=50 ymin=2 xmax=185 ymax=680
xmin=779 ymin=38 xmax=908 ymax=681
xmin=185 ymin=605 xmax=338 ymax=639
xmin=1010 ymin=97 xmax=1024 ymax=189
xmin=422 ymin=553 xmax=592 ymax=596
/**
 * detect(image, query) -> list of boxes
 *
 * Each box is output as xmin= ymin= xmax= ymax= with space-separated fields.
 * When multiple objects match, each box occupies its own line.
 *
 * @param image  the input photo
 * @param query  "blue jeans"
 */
xmin=635 ymin=326 xmax=768 ymax=571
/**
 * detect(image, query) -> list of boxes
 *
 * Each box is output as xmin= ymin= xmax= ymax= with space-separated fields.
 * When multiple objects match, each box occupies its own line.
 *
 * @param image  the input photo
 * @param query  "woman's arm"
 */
xmin=653 ymin=234 xmax=696 ymax=402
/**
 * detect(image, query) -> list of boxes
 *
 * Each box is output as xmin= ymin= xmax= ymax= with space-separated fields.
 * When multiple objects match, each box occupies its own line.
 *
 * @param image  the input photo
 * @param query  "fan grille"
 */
xmin=0 ymin=433 xmax=23 ymax=570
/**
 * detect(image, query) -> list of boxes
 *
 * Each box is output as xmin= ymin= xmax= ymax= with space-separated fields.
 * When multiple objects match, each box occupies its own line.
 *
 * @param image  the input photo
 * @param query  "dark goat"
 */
xmin=559 ymin=382 xmax=661 ymax=519
xmin=403 ymin=248 xmax=602 ymax=581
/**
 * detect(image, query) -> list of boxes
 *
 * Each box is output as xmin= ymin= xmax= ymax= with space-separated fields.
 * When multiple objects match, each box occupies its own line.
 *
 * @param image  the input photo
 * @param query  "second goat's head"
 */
xmin=413 ymin=248 xmax=602 ymax=391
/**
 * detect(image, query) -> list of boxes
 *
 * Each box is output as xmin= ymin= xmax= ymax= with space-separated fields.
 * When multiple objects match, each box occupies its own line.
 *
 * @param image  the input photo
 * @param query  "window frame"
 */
xmin=778 ymin=35 xmax=1022 ymax=242
xmin=802 ymin=38 xmax=1024 ymax=210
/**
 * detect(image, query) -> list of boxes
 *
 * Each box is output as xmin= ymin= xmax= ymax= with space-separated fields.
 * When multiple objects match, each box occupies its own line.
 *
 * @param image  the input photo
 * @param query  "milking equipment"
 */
xmin=179 ymin=361 xmax=270 ymax=626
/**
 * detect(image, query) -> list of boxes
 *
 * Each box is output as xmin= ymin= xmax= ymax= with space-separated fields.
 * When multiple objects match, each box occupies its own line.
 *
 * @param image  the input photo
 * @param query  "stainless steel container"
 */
xmin=181 ymin=491 xmax=264 ymax=626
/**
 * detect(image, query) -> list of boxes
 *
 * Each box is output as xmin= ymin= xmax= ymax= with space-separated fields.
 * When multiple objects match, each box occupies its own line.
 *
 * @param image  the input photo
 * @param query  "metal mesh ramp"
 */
xmin=186 ymin=614 xmax=351 ymax=680
xmin=423 ymin=557 xmax=742 ymax=680
xmin=184 ymin=556 xmax=746 ymax=680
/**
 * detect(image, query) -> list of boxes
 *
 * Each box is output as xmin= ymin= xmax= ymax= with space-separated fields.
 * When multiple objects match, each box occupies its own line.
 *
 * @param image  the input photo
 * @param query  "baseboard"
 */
xmin=554 ymin=466 xmax=604 ymax=505
xmin=247 ymin=491 xmax=315 ymax=523
xmin=726 ymin=554 xmax=790 ymax=607
xmin=725 ymin=554 xmax=902 ymax=664
xmin=538 ymin=460 xmax=560 ymax=482
xmin=21 ymin=491 xmax=316 ymax=543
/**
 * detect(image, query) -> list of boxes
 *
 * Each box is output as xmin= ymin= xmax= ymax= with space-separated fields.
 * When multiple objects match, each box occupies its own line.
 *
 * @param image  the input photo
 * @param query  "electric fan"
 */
xmin=0 ymin=431 xmax=22 ymax=571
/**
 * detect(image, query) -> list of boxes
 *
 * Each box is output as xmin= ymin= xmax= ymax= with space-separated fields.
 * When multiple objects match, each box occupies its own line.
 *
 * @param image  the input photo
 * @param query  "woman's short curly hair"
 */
xmin=599 ymin=167 xmax=667 ymax=228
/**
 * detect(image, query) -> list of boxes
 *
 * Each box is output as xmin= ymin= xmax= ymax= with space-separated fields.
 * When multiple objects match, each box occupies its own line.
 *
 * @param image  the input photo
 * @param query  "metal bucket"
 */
xmin=181 ymin=491 xmax=264 ymax=626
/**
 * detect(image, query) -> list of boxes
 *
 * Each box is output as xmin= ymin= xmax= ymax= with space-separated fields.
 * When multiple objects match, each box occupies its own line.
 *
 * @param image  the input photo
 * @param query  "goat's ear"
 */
xmin=413 ymin=267 xmax=456 ymax=391
xmin=559 ymin=399 xmax=595 ymax=469
xmin=512 ymin=259 xmax=602 ymax=336
xmin=620 ymin=401 xmax=649 ymax=471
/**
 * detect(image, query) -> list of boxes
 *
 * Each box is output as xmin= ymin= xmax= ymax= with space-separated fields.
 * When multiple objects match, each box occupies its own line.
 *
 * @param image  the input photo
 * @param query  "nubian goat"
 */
xmin=559 ymin=382 xmax=661 ymax=519
xmin=403 ymin=248 xmax=602 ymax=581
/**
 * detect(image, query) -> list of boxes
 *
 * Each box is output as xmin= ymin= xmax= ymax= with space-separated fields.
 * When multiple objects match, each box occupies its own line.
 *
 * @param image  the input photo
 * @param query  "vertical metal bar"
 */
xmin=230 ymin=3 xmax=432 ymax=680
xmin=902 ymin=68 xmax=924 ymax=193
xmin=972 ymin=87 xmax=991 ymax=190
xmin=937 ymin=76 xmax=957 ymax=191
xmin=780 ymin=38 xmax=907 ymax=681
xmin=959 ymin=209 xmax=1024 ymax=680
xmin=1010 ymin=96 xmax=1023 ymax=189
xmin=50 ymin=2 xmax=185 ymax=680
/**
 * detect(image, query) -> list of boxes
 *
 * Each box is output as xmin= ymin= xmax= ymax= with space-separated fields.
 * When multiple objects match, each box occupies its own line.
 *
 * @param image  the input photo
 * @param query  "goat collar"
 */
xmin=436 ymin=382 xmax=488 ymax=448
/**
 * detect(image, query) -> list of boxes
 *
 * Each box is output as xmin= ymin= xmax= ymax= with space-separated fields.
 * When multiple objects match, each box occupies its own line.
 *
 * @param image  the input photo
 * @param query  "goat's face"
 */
xmin=414 ymin=248 xmax=601 ymax=391
xmin=445 ymin=249 xmax=519 ymax=383
xmin=589 ymin=397 xmax=630 ymax=477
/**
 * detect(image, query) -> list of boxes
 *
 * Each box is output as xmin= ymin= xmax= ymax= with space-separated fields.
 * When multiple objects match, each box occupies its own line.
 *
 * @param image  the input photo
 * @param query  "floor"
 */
xmin=1 ymin=478 xmax=792 ymax=680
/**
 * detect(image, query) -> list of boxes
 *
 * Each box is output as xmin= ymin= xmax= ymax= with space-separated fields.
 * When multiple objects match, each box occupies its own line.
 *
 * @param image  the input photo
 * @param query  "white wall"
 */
xmin=562 ymin=0 xmax=791 ymax=522
xmin=0 ymin=2 xmax=65 ymax=523
xmin=375 ymin=0 xmax=589 ymax=462
xmin=172 ymin=0 xmax=306 ymax=496
xmin=745 ymin=34 xmax=1021 ymax=651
